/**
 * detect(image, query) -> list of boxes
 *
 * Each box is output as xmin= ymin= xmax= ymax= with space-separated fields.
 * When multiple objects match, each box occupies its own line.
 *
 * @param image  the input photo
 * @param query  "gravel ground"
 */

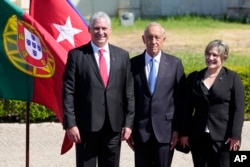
xmin=0 ymin=121 xmax=249 ymax=167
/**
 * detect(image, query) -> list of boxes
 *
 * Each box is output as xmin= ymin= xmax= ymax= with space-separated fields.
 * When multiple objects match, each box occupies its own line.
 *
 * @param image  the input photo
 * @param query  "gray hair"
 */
xmin=205 ymin=39 xmax=229 ymax=61
xmin=89 ymin=11 xmax=111 ymax=28
xmin=144 ymin=22 xmax=166 ymax=38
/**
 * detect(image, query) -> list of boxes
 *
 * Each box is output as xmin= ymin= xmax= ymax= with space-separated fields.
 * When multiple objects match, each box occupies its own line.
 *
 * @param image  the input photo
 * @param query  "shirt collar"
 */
xmin=145 ymin=50 xmax=161 ymax=64
xmin=91 ymin=41 xmax=109 ymax=53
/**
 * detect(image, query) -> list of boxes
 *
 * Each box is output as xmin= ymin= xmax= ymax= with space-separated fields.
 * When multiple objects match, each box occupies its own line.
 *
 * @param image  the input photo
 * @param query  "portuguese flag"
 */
xmin=0 ymin=0 xmax=67 ymax=123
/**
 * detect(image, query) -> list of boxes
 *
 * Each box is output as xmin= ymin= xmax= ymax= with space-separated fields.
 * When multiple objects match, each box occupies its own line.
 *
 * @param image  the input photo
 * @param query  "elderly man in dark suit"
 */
xmin=127 ymin=22 xmax=186 ymax=167
xmin=62 ymin=11 xmax=135 ymax=167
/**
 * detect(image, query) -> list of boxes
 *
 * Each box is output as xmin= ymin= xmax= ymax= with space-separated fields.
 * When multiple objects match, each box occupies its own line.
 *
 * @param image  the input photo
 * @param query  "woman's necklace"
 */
xmin=205 ymin=71 xmax=218 ymax=78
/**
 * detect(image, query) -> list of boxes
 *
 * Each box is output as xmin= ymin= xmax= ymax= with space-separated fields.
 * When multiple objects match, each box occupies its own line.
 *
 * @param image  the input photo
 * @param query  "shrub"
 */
xmin=0 ymin=99 xmax=56 ymax=123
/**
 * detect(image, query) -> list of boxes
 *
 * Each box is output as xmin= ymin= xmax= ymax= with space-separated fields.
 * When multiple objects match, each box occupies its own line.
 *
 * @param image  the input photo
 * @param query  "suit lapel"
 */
xmin=209 ymin=67 xmax=226 ymax=95
xmin=84 ymin=43 xmax=104 ymax=86
xmin=153 ymin=53 xmax=168 ymax=94
xmin=108 ymin=45 xmax=116 ymax=87
xmin=140 ymin=52 xmax=168 ymax=95
xmin=192 ymin=68 xmax=226 ymax=102
xmin=191 ymin=70 xmax=206 ymax=99
xmin=137 ymin=53 xmax=150 ymax=94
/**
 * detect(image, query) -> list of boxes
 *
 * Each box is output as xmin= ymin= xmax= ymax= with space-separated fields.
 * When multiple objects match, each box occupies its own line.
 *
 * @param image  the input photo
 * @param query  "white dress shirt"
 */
xmin=91 ymin=42 xmax=110 ymax=76
xmin=144 ymin=51 xmax=161 ymax=80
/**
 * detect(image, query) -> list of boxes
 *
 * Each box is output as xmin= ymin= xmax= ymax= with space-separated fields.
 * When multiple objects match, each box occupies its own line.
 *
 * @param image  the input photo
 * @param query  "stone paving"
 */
xmin=0 ymin=122 xmax=249 ymax=167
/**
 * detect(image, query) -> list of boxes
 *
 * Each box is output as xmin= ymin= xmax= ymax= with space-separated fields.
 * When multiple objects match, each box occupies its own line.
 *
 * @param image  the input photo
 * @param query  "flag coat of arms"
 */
xmin=0 ymin=0 xmax=67 ymax=137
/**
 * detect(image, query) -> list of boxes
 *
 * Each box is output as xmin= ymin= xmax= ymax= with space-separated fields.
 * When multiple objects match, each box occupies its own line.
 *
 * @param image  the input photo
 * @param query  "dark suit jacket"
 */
xmin=181 ymin=67 xmax=245 ymax=141
xmin=63 ymin=42 xmax=135 ymax=132
xmin=131 ymin=51 xmax=186 ymax=143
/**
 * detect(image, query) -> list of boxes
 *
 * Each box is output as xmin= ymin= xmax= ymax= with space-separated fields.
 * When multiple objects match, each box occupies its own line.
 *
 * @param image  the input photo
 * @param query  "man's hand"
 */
xmin=225 ymin=138 xmax=240 ymax=151
xmin=179 ymin=136 xmax=189 ymax=148
xmin=121 ymin=127 xmax=132 ymax=141
xmin=66 ymin=126 xmax=81 ymax=143
xmin=170 ymin=131 xmax=179 ymax=150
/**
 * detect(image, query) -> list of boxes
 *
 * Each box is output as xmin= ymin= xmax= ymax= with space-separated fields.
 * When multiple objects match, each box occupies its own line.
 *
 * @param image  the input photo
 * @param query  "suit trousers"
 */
xmin=75 ymin=116 xmax=121 ymax=167
xmin=190 ymin=133 xmax=230 ymax=167
xmin=134 ymin=133 xmax=174 ymax=167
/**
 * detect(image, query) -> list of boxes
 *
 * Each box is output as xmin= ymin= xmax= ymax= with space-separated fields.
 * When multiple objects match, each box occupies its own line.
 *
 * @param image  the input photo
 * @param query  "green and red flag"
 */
xmin=0 ymin=0 xmax=67 ymax=129
xmin=29 ymin=0 xmax=91 ymax=154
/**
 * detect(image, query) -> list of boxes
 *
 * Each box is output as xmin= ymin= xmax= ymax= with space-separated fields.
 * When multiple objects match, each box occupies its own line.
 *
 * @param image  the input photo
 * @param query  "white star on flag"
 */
xmin=53 ymin=16 xmax=82 ymax=47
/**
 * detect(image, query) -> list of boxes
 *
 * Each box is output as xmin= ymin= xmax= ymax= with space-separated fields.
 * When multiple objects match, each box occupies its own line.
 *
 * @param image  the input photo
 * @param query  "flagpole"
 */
xmin=26 ymin=2 xmax=32 ymax=165
xmin=29 ymin=0 xmax=32 ymax=15
xmin=26 ymin=102 xmax=30 ymax=167
xmin=27 ymin=1 xmax=31 ymax=164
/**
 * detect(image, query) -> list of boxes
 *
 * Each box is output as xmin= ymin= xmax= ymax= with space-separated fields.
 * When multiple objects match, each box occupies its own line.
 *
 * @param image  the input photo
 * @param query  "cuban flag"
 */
xmin=30 ymin=0 xmax=91 ymax=51
xmin=29 ymin=0 xmax=91 ymax=154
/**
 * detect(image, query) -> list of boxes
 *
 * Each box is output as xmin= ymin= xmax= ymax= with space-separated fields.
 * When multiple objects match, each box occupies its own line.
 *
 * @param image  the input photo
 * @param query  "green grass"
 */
xmin=110 ymin=15 xmax=250 ymax=119
xmin=111 ymin=15 xmax=250 ymax=73
xmin=170 ymin=52 xmax=250 ymax=120
xmin=175 ymin=53 xmax=250 ymax=74
xmin=111 ymin=15 xmax=250 ymax=33
xmin=1 ymin=15 xmax=250 ymax=121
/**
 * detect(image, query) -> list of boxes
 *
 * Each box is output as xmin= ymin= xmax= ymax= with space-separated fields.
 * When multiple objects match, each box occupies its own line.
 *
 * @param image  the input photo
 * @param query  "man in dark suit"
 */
xmin=127 ymin=22 xmax=186 ymax=167
xmin=62 ymin=11 xmax=135 ymax=167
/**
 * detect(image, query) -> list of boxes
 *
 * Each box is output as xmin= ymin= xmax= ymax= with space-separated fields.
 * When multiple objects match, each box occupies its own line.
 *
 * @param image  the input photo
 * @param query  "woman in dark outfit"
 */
xmin=180 ymin=39 xmax=245 ymax=167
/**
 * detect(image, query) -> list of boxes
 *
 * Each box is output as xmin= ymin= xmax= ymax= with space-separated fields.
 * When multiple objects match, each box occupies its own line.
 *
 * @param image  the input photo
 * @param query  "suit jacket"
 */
xmin=131 ymin=51 xmax=186 ymax=143
xmin=181 ymin=67 xmax=245 ymax=141
xmin=63 ymin=42 xmax=135 ymax=132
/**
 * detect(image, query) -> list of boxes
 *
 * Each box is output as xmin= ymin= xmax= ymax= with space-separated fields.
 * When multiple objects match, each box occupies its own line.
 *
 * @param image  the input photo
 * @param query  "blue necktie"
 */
xmin=148 ymin=58 xmax=156 ymax=93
